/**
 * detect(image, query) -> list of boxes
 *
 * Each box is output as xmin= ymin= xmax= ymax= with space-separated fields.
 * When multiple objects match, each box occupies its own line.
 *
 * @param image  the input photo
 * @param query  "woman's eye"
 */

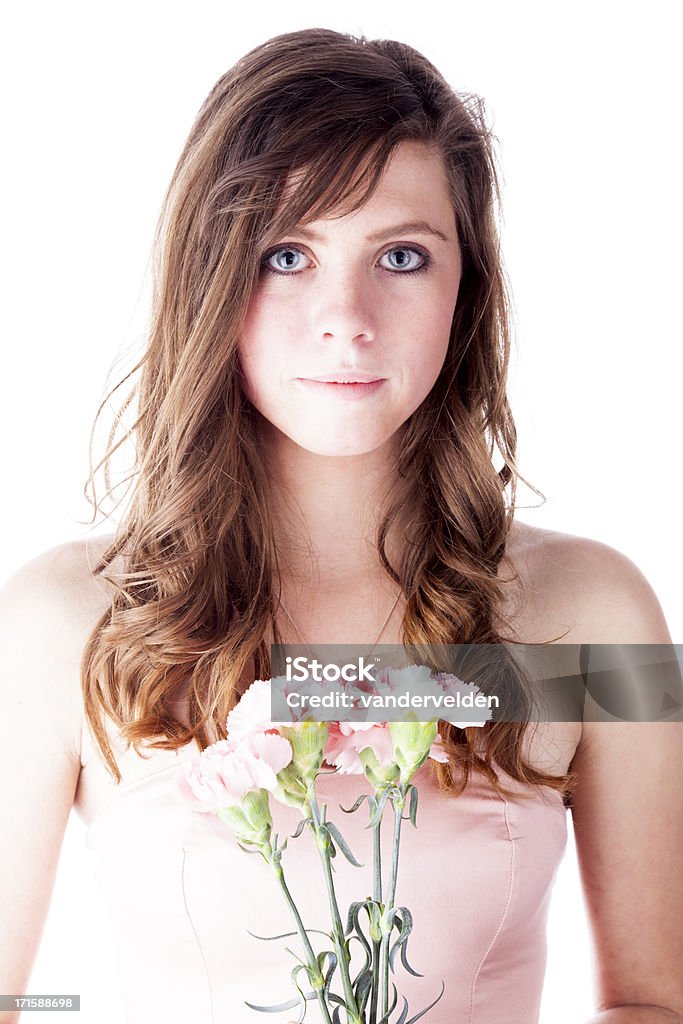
xmin=261 ymin=244 xmax=429 ymax=276
xmin=262 ymin=247 xmax=311 ymax=275
xmin=378 ymin=246 xmax=428 ymax=273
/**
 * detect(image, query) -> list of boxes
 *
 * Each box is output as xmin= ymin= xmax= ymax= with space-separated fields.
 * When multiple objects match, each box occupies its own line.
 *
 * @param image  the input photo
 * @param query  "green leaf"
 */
xmin=325 ymin=821 xmax=364 ymax=867
xmin=404 ymin=979 xmax=445 ymax=1023
xmin=375 ymin=981 xmax=399 ymax=1024
xmin=367 ymin=786 xmax=392 ymax=828
xmin=347 ymin=933 xmax=372 ymax=977
xmin=395 ymin=996 xmax=410 ymax=1024
xmin=344 ymin=899 xmax=377 ymax=962
xmin=344 ymin=899 xmax=367 ymax=935
xmin=400 ymin=943 xmax=423 ymax=978
xmin=284 ymin=946 xmax=304 ymax=964
xmin=407 ymin=784 xmax=419 ymax=827
xmin=236 ymin=840 xmax=265 ymax=854
xmin=290 ymin=963 xmax=313 ymax=1007
xmin=290 ymin=818 xmax=310 ymax=839
xmin=317 ymin=948 xmax=339 ymax=997
xmin=353 ymin=968 xmax=374 ymax=1013
xmin=244 ymin=991 xmax=309 ymax=1013
xmin=339 ymin=792 xmax=370 ymax=814
xmin=327 ymin=992 xmax=350 ymax=1007
xmin=389 ymin=909 xmax=423 ymax=978
xmin=246 ymin=927 xmax=298 ymax=941
xmin=246 ymin=927 xmax=331 ymax=943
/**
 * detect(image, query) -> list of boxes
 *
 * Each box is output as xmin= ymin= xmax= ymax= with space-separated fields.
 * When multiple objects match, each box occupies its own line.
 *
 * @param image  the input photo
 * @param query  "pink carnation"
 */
xmin=325 ymin=720 xmax=450 ymax=774
xmin=324 ymin=721 xmax=396 ymax=775
xmin=177 ymin=732 xmax=293 ymax=812
xmin=226 ymin=679 xmax=279 ymax=742
xmin=433 ymin=671 xmax=493 ymax=726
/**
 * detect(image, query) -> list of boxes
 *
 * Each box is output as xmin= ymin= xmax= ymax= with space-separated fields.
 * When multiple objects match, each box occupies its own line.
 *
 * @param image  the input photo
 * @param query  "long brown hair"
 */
xmin=83 ymin=27 xmax=575 ymax=802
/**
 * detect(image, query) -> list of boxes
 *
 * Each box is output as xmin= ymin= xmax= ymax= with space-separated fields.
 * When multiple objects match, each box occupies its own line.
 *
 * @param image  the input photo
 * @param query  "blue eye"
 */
xmin=261 ymin=247 xmax=309 ymax=275
xmin=379 ymin=246 xmax=430 ymax=274
xmin=259 ymin=243 xmax=431 ymax=277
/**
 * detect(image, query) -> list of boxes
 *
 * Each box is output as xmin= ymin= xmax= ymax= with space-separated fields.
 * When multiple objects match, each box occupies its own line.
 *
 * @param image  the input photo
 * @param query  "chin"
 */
xmin=293 ymin=433 xmax=392 ymax=458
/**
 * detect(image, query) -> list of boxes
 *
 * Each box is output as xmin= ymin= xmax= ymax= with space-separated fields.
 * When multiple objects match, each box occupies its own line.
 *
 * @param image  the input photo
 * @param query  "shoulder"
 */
xmin=0 ymin=535 xmax=121 ymax=992
xmin=521 ymin=522 xmax=683 ymax=1011
xmin=1 ymin=533 xmax=118 ymax=630
xmin=503 ymin=520 xmax=672 ymax=644
xmin=0 ymin=534 xmax=118 ymax=761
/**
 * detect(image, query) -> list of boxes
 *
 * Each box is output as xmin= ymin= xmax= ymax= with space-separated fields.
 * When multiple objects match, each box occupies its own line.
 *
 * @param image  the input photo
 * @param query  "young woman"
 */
xmin=1 ymin=27 xmax=681 ymax=1024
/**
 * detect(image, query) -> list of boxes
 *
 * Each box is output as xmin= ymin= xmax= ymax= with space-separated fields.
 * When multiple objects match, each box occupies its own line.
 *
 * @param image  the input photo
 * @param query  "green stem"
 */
xmin=306 ymin=793 xmax=362 ymax=1024
xmin=272 ymin=857 xmax=335 ymax=1024
xmin=373 ymin=811 xmax=383 ymax=903
xmin=380 ymin=785 xmax=406 ymax=1020
xmin=368 ymin=809 xmax=384 ymax=1024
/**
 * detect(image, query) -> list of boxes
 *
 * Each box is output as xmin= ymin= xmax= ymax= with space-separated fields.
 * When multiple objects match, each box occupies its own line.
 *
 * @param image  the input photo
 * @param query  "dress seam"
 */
xmin=181 ymin=840 xmax=216 ymax=1024
xmin=467 ymin=791 xmax=516 ymax=1024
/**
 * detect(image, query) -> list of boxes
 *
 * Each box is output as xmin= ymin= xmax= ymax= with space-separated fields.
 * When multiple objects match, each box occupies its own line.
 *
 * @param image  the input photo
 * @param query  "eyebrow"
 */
xmin=289 ymin=220 xmax=451 ymax=244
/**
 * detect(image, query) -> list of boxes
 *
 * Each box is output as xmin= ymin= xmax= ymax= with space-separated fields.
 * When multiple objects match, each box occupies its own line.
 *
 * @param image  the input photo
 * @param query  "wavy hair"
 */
xmin=82 ymin=27 xmax=575 ymax=803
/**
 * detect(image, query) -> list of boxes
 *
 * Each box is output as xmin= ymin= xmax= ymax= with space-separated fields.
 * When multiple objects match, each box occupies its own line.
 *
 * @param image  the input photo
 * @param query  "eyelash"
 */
xmin=259 ymin=244 xmax=432 ymax=277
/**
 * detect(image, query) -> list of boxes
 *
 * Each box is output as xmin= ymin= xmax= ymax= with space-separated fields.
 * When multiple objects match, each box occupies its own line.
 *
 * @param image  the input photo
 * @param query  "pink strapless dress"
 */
xmin=76 ymin=721 xmax=567 ymax=1024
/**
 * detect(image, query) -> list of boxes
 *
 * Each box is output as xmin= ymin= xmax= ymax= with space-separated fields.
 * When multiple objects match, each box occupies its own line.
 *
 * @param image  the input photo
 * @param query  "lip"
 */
xmin=302 ymin=372 xmax=385 ymax=383
xmin=297 ymin=378 xmax=386 ymax=400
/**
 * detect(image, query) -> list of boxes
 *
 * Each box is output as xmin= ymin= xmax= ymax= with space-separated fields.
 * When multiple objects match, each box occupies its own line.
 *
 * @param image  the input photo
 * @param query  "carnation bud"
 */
xmin=358 ymin=747 xmax=400 ymax=788
xmin=388 ymin=720 xmax=439 ymax=783
xmin=217 ymin=788 xmax=273 ymax=849
xmin=281 ymin=722 xmax=329 ymax=780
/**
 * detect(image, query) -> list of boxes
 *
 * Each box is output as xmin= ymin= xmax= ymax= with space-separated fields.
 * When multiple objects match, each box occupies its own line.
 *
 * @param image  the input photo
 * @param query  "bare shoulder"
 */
xmin=503 ymin=520 xmax=672 ymax=645
xmin=0 ymin=537 xmax=120 ymax=997
xmin=1 ymin=533 xmax=118 ymax=628
xmin=0 ymin=534 xmax=119 ymax=761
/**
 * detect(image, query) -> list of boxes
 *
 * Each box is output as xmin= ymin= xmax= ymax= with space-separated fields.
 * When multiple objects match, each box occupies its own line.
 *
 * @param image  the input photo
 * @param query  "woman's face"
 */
xmin=238 ymin=140 xmax=462 ymax=458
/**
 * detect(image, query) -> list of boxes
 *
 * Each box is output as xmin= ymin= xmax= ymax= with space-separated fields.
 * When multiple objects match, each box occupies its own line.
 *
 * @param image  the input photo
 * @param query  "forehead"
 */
xmin=276 ymin=140 xmax=457 ymax=241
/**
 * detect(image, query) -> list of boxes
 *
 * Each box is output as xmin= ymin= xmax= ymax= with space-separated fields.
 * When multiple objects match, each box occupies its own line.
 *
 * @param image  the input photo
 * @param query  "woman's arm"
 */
xmin=565 ymin=542 xmax=683 ymax=1023
xmin=0 ymin=545 xmax=90 ymax=1023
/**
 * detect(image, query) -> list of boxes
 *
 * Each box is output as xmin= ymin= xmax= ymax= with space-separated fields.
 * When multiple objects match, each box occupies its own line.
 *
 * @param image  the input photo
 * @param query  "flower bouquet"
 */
xmin=177 ymin=666 xmax=491 ymax=1023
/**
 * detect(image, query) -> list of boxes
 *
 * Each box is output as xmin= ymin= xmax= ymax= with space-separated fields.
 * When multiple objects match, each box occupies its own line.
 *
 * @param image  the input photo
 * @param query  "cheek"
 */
xmin=237 ymin=299 xmax=283 ymax=397
xmin=237 ymin=339 xmax=272 ymax=413
xmin=422 ymin=279 xmax=459 ymax=372
xmin=236 ymin=328 xmax=257 ymax=399
xmin=399 ymin=294 xmax=454 ymax=382
xmin=239 ymin=288 xmax=299 ymax=362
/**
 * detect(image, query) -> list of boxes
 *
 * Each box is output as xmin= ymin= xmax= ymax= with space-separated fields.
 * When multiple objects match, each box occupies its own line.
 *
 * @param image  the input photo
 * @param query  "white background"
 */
xmin=1 ymin=1 xmax=681 ymax=1021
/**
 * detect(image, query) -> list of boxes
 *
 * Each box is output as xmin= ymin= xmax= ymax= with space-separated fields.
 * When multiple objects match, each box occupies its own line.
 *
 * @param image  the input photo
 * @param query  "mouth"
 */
xmin=296 ymin=377 xmax=386 ymax=400
xmin=302 ymin=372 xmax=385 ymax=383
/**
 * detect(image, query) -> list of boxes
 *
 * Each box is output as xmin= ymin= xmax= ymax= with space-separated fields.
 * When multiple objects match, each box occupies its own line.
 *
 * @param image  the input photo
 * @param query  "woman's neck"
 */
xmin=261 ymin=422 xmax=405 ymax=587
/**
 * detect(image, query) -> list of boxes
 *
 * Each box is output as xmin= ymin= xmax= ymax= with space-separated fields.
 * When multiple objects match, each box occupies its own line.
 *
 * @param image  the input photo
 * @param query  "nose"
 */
xmin=312 ymin=268 xmax=377 ymax=346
